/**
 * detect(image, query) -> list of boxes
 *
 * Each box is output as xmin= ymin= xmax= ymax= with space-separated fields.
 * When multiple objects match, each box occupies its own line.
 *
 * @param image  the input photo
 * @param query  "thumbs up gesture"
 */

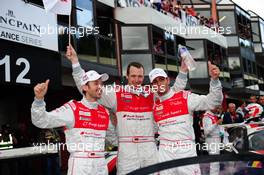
xmin=34 ymin=80 xmax=50 ymax=100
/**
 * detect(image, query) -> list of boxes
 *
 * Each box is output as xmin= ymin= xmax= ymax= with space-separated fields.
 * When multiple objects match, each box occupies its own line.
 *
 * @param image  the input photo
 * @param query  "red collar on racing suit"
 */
xmin=153 ymin=91 xmax=189 ymax=123
xmin=67 ymin=100 xmax=109 ymax=130
xmin=116 ymin=89 xmax=154 ymax=112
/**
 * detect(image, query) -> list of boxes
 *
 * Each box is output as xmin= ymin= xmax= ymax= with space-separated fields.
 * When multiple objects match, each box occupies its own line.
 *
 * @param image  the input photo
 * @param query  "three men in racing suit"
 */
xmin=65 ymin=45 xmax=188 ymax=174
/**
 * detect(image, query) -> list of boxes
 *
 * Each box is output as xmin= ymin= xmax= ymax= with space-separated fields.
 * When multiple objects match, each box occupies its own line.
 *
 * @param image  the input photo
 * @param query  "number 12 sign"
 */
xmin=0 ymin=55 xmax=31 ymax=84
xmin=0 ymin=39 xmax=61 ymax=89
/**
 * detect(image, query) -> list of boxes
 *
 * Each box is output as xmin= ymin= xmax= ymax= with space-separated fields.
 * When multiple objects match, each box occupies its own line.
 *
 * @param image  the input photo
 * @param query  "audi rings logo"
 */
xmin=82 ymin=74 xmax=89 ymax=82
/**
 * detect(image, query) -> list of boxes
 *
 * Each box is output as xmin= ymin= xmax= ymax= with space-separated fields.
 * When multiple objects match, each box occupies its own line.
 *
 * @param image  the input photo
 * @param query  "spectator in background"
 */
xmin=153 ymin=40 xmax=164 ymax=54
xmin=236 ymin=100 xmax=247 ymax=122
xmin=186 ymin=5 xmax=196 ymax=17
xmin=223 ymin=103 xmax=243 ymax=124
xmin=208 ymin=17 xmax=214 ymax=28
xmin=161 ymin=0 xmax=171 ymax=14
xmin=204 ymin=18 xmax=210 ymax=27
xmin=203 ymin=106 xmax=223 ymax=175
xmin=249 ymin=95 xmax=258 ymax=103
xmin=151 ymin=0 xmax=162 ymax=11
xmin=140 ymin=0 xmax=152 ymax=7
xmin=196 ymin=12 xmax=201 ymax=20
xmin=259 ymin=96 xmax=264 ymax=107
xmin=259 ymin=96 xmax=264 ymax=118
xmin=177 ymin=0 xmax=182 ymax=8
xmin=200 ymin=16 xmax=205 ymax=25
xmin=171 ymin=0 xmax=182 ymax=18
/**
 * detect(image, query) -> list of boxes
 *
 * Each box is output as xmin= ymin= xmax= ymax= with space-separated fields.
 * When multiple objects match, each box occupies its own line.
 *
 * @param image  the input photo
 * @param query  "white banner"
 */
xmin=0 ymin=0 xmax=58 ymax=51
xmin=43 ymin=0 xmax=72 ymax=15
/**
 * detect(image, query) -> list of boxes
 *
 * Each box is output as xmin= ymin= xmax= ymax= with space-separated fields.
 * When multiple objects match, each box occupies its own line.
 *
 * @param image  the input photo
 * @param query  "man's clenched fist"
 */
xmin=66 ymin=44 xmax=78 ymax=64
xmin=34 ymin=79 xmax=49 ymax=100
xmin=208 ymin=61 xmax=220 ymax=80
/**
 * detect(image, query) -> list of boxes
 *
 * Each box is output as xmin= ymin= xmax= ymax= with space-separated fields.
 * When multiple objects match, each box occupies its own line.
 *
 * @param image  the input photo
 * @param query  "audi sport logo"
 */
xmin=123 ymin=114 xmax=144 ymax=118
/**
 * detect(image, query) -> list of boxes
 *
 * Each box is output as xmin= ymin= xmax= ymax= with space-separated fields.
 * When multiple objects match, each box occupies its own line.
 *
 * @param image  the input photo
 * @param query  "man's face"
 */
xmin=83 ymin=79 xmax=103 ymax=99
xmin=228 ymin=104 xmax=236 ymax=113
xmin=259 ymin=96 xmax=264 ymax=105
xmin=241 ymin=102 xmax=246 ymax=108
xmin=249 ymin=96 xmax=257 ymax=103
xmin=152 ymin=76 xmax=170 ymax=96
xmin=126 ymin=66 xmax=144 ymax=87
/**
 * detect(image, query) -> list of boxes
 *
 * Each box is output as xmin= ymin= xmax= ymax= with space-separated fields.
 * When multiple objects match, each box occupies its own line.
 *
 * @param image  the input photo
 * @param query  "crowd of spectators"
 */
xmin=191 ymin=95 xmax=264 ymax=153
xmin=222 ymin=95 xmax=264 ymax=125
xmin=193 ymin=95 xmax=264 ymax=130
xmin=148 ymin=0 xmax=217 ymax=28
xmin=118 ymin=0 xmax=219 ymax=29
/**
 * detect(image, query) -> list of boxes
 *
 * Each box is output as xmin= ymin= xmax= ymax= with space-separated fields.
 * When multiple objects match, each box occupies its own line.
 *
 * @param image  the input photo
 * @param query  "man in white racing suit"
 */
xmin=203 ymin=107 xmax=223 ymax=175
xmin=65 ymin=45 xmax=188 ymax=174
xmin=31 ymin=70 xmax=116 ymax=175
xmin=150 ymin=62 xmax=223 ymax=175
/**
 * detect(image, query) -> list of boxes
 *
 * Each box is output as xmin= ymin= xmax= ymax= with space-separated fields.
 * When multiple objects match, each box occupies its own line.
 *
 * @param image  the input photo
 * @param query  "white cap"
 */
xmin=149 ymin=68 xmax=168 ymax=83
xmin=81 ymin=70 xmax=109 ymax=86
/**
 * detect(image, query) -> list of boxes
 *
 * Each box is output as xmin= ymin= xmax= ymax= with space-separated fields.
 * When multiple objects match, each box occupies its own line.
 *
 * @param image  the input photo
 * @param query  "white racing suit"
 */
xmin=31 ymin=98 xmax=116 ymax=175
xmin=153 ymin=79 xmax=223 ymax=175
xmin=203 ymin=111 xmax=221 ymax=175
xmin=72 ymin=63 xmax=187 ymax=174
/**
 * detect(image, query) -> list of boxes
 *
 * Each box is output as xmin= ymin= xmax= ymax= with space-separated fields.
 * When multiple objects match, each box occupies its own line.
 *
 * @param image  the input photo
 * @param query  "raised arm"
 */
xmin=172 ymin=71 xmax=188 ymax=91
xmin=31 ymin=80 xmax=74 ymax=129
xmin=172 ymin=56 xmax=188 ymax=92
xmin=188 ymin=62 xmax=223 ymax=112
xmin=66 ymin=44 xmax=84 ymax=94
xmin=66 ymin=45 xmax=117 ymax=111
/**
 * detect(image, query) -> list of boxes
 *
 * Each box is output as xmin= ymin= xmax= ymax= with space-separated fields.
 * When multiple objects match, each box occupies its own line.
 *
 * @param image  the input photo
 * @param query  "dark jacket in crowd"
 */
xmin=222 ymin=112 xmax=244 ymax=124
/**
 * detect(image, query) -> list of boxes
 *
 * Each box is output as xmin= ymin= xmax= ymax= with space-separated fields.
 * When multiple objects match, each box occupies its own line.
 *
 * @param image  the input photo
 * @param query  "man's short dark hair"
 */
xmin=238 ymin=100 xmax=245 ymax=106
xmin=126 ymin=62 xmax=144 ymax=76
xmin=82 ymin=81 xmax=92 ymax=95
xmin=250 ymin=95 xmax=258 ymax=100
